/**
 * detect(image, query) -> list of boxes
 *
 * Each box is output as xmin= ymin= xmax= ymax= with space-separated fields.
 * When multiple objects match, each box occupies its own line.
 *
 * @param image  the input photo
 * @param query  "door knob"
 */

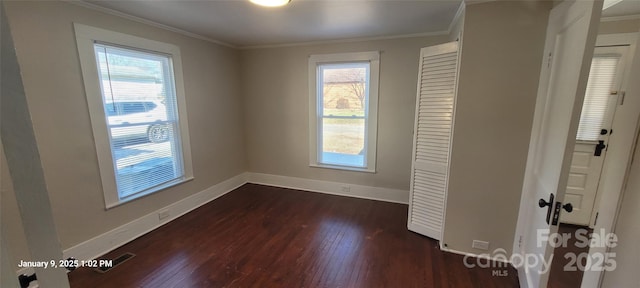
xmin=551 ymin=201 xmax=574 ymax=226
xmin=538 ymin=193 xmax=554 ymax=224
xmin=539 ymin=198 xmax=552 ymax=208
xmin=562 ymin=203 xmax=573 ymax=213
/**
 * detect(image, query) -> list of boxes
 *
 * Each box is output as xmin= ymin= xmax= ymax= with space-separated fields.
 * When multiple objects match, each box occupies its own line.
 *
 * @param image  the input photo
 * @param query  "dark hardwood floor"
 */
xmin=68 ymin=184 xmax=519 ymax=287
xmin=548 ymin=224 xmax=592 ymax=288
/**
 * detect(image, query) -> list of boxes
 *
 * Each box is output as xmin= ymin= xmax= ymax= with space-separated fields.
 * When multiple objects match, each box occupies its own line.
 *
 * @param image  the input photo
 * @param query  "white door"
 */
xmin=515 ymin=1 xmax=602 ymax=288
xmin=563 ymin=144 xmax=606 ymax=226
xmin=562 ymin=46 xmax=630 ymax=226
xmin=407 ymin=42 xmax=459 ymax=240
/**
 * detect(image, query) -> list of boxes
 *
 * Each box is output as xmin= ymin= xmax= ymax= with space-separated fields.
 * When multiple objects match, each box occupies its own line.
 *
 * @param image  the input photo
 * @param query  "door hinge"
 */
xmin=547 ymin=52 xmax=553 ymax=68
xmin=619 ymin=91 xmax=626 ymax=105
xmin=594 ymin=212 xmax=599 ymax=226
xmin=518 ymin=235 xmax=523 ymax=248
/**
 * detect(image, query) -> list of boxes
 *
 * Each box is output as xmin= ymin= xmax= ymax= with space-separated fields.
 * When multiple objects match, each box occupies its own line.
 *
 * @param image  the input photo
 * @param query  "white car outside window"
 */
xmin=106 ymin=101 xmax=171 ymax=144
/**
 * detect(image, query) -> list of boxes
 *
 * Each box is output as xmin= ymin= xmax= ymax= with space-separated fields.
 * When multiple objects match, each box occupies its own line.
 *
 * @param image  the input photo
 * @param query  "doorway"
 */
xmin=548 ymin=33 xmax=639 ymax=288
xmin=560 ymin=46 xmax=630 ymax=228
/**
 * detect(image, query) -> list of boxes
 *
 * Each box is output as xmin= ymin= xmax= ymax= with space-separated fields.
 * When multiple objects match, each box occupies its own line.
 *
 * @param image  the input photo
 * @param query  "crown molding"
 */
xmin=239 ymin=31 xmax=449 ymax=50
xmin=447 ymin=1 xmax=466 ymax=35
xmin=463 ymin=0 xmax=496 ymax=6
xmin=65 ymin=0 xmax=236 ymax=48
xmin=65 ymin=0 xmax=460 ymax=50
xmin=601 ymin=14 xmax=640 ymax=22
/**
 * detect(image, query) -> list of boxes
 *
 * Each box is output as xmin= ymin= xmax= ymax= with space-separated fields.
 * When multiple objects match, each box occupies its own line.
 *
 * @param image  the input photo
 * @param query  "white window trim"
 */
xmin=74 ymin=23 xmax=193 ymax=209
xmin=308 ymin=51 xmax=380 ymax=173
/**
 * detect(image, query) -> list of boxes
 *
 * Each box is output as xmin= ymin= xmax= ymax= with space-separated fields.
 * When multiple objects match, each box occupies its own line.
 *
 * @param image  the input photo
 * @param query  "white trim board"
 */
xmin=447 ymin=1 xmax=466 ymax=36
xmin=241 ymin=31 xmax=448 ymax=50
xmin=65 ymin=0 xmax=454 ymax=50
xmin=600 ymin=14 xmax=640 ymax=22
xmin=596 ymin=32 xmax=638 ymax=46
xmin=65 ymin=0 xmax=235 ymax=48
xmin=14 ymin=172 xmax=409 ymax=279
xmin=16 ymin=267 xmax=35 ymax=278
xmin=49 ymin=172 xmax=407 ymax=263
xmin=60 ymin=173 xmax=248 ymax=263
xmin=440 ymin=246 xmax=518 ymax=276
xmin=440 ymin=246 xmax=512 ymax=266
xmin=463 ymin=0 xmax=497 ymax=7
xmin=581 ymin=32 xmax=640 ymax=288
xmin=246 ymin=172 xmax=409 ymax=204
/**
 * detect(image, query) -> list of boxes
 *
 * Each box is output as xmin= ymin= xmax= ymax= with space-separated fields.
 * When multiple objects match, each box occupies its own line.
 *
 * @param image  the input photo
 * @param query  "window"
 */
xmin=309 ymin=52 xmax=380 ymax=172
xmin=576 ymin=53 xmax=622 ymax=142
xmin=75 ymin=24 xmax=193 ymax=208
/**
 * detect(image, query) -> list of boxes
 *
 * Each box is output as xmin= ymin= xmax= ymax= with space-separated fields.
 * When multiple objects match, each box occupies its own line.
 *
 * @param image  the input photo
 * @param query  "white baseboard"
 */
xmin=440 ymin=246 xmax=513 ymax=265
xmin=16 ymin=267 xmax=34 ymax=276
xmin=61 ymin=173 xmax=248 ymax=262
xmin=14 ymin=171 xmax=408 ymax=285
xmin=246 ymin=172 xmax=409 ymax=204
xmin=61 ymin=172 xmax=407 ymax=263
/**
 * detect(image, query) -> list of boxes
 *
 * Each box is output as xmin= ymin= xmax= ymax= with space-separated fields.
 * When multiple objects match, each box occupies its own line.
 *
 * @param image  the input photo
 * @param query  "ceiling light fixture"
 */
xmin=250 ymin=0 xmax=290 ymax=7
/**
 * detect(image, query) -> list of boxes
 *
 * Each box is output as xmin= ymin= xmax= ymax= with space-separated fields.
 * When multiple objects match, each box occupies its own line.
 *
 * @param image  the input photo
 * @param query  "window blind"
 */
xmin=576 ymin=55 xmax=620 ymax=141
xmin=94 ymin=43 xmax=184 ymax=199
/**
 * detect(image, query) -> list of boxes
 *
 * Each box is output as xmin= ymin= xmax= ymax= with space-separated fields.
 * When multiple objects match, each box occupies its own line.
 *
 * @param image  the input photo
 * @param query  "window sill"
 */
xmin=310 ymin=163 xmax=376 ymax=173
xmin=105 ymin=176 xmax=194 ymax=210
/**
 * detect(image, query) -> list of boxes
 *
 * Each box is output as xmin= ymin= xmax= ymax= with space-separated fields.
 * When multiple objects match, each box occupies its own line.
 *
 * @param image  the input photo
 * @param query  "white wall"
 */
xmin=442 ymin=1 xmax=551 ymax=255
xmin=241 ymin=36 xmax=449 ymax=192
xmin=601 ymin=133 xmax=640 ymax=287
xmin=3 ymin=0 xmax=246 ymax=262
xmin=3 ymin=1 xmax=451 ymax=270
xmin=0 ymin=0 xmax=564 ymax=277
xmin=600 ymin=21 xmax=640 ymax=288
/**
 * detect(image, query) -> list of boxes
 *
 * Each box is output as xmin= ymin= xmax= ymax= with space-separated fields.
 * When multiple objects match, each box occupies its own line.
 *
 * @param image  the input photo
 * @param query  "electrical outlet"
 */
xmin=158 ymin=210 xmax=170 ymax=221
xmin=472 ymin=240 xmax=490 ymax=251
xmin=341 ymin=186 xmax=351 ymax=193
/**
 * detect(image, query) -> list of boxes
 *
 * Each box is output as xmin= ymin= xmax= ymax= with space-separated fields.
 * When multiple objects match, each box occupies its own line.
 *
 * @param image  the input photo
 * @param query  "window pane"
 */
xmin=576 ymin=55 xmax=620 ymax=141
xmin=94 ymin=44 xmax=184 ymax=199
xmin=321 ymin=118 xmax=365 ymax=167
xmin=318 ymin=62 xmax=369 ymax=168
xmin=321 ymin=64 xmax=368 ymax=118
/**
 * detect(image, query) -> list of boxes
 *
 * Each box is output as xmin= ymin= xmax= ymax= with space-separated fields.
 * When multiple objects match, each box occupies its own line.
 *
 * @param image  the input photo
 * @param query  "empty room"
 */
xmin=2 ymin=0 xmax=640 ymax=287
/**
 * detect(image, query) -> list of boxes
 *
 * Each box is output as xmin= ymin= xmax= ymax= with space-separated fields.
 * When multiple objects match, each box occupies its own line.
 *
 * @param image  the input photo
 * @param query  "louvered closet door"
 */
xmin=408 ymin=42 xmax=459 ymax=240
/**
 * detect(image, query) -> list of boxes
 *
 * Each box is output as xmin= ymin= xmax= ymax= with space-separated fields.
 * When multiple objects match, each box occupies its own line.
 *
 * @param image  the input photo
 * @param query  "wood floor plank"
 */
xmin=547 ymin=224 xmax=591 ymax=288
xmin=68 ymin=184 xmax=520 ymax=287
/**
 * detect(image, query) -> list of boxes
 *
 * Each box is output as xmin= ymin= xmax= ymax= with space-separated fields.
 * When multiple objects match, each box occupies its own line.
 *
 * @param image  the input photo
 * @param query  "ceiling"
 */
xmin=602 ymin=0 xmax=640 ymax=17
xmin=80 ymin=0 xmax=640 ymax=49
xmin=83 ymin=0 xmax=462 ymax=48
